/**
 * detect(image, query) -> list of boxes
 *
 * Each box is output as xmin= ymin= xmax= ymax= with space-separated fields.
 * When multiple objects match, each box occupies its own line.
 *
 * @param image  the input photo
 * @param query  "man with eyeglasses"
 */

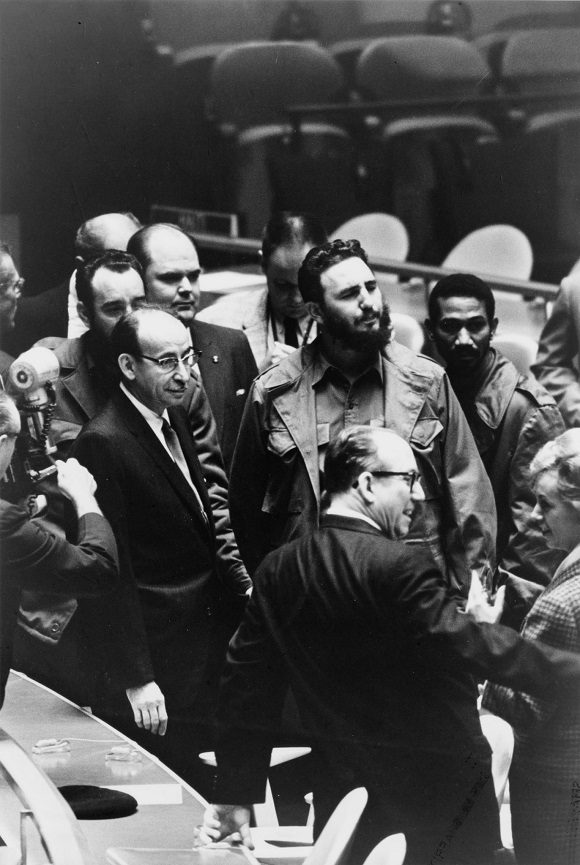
xmin=128 ymin=224 xmax=258 ymax=471
xmin=203 ymin=425 xmax=580 ymax=865
xmin=427 ymin=273 xmax=565 ymax=588
xmin=0 ymin=243 xmax=24 ymax=386
xmin=14 ymin=251 xmax=250 ymax=722
xmin=69 ymin=307 xmax=251 ymax=796
xmin=230 ymin=239 xmax=496 ymax=598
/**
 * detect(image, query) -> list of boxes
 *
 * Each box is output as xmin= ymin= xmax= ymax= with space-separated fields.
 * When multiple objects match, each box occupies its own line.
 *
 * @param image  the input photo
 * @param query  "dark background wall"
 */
xmin=1 ymin=0 xmax=579 ymax=291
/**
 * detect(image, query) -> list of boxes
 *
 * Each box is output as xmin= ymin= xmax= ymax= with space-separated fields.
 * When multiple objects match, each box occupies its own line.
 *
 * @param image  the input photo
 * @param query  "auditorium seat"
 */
xmin=354 ymin=36 xmax=497 ymax=261
xmin=330 ymin=213 xmax=409 ymax=262
xmin=251 ymin=787 xmax=368 ymax=865
xmin=361 ymin=833 xmax=407 ymax=865
xmin=493 ymin=332 xmax=538 ymax=377
xmin=442 ymin=225 xmax=533 ymax=281
xmin=208 ymin=41 xmax=357 ymax=235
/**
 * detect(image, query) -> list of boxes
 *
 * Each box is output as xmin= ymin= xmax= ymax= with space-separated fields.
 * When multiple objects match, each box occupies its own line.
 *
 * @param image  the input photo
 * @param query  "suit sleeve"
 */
xmin=435 ymin=373 xmax=497 ymax=593
xmin=71 ymin=430 xmax=155 ymax=690
xmin=0 ymin=500 xmax=118 ymax=595
xmin=532 ymin=278 xmax=580 ymax=428
xmin=214 ymin=564 xmax=288 ymax=803
xmin=482 ymin=590 xmax=579 ymax=733
xmin=183 ymin=374 xmax=251 ymax=595
xmin=384 ymin=546 xmax=580 ymax=701
xmin=228 ymin=378 xmax=271 ymax=575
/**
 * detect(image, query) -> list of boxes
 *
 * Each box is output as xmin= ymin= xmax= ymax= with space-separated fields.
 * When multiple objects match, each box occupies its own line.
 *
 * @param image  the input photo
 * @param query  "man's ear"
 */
xmin=424 ymin=318 xmax=435 ymax=340
xmin=118 ymin=353 xmax=137 ymax=381
xmin=356 ymin=471 xmax=375 ymax=503
xmin=490 ymin=317 xmax=499 ymax=339
xmin=306 ymin=300 xmax=324 ymax=324
xmin=77 ymin=301 xmax=92 ymax=329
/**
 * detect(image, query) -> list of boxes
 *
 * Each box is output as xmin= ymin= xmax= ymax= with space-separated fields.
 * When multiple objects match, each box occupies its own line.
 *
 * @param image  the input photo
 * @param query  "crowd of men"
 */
xmin=2 ymin=211 xmax=580 ymax=864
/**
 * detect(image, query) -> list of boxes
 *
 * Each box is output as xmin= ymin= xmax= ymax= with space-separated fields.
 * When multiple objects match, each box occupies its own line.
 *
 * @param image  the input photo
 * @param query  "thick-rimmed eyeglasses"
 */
xmin=0 ymin=277 xmax=25 ymax=298
xmin=371 ymin=470 xmax=421 ymax=492
xmin=137 ymin=348 xmax=202 ymax=372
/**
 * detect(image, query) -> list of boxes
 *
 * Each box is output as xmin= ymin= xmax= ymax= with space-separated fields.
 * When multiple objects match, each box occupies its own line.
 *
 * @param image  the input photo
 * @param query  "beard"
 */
xmin=322 ymin=304 xmax=393 ymax=353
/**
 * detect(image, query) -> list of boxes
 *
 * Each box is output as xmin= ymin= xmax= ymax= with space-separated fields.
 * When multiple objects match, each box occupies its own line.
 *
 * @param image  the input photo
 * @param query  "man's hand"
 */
xmin=126 ymin=682 xmax=168 ymax=735
xmin=55 ymin=458 xmax=102 ymax=518
xmin=265 ymin=341 xmax=297 ymax=367
xmin=196 ymin=804 xmax=253 ymax=848
xmin=466 ymin=569 xmax=505 ymax=624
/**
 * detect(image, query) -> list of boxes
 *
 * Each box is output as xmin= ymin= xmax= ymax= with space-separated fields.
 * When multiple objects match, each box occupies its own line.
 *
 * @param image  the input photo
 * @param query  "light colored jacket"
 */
xmin=532 ymin=272 xmax=580 ymax=427
xmin=198 ymin=287 xmax=316 ymax=371
xmin=229 ymin=338 xmax=497 ymax=596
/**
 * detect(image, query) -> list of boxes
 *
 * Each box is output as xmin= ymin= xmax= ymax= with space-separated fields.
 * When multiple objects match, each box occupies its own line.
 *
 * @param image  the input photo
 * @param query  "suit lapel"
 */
xmin=113 ymin=393 xmax=212 ymax=536
xmin=190 ymin=321 xmax=224 ymax=431
xmin=169 ymin=406 xmax=214 ymax=532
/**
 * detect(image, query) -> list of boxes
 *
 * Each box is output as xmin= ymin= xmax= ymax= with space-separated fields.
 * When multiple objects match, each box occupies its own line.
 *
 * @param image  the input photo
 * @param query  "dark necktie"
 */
xmin=162 ymin=419 xmax=208 ymax=523
xmin=284 ymin=317 xmax=299 ymax=348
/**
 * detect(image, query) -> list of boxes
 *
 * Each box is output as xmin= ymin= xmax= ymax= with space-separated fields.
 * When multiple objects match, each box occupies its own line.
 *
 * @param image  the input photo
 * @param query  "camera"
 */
xmin=2 ymin=347 xmax=60 ymax=504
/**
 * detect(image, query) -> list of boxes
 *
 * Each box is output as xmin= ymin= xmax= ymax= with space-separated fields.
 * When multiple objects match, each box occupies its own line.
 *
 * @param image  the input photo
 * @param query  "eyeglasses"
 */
xmin=371 ymin=470 xmax=421 ymax=492
xmin=0 ymin=277 xmax=25 ymax=298
xmin=137 ymin=348 xmax=202 ymax=372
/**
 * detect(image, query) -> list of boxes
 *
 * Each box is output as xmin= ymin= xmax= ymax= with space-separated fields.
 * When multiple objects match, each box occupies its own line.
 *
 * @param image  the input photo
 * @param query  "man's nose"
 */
xmin=359 ymin=287 xmax=375 ymax=309
xmin=177 ymin=276 xmax=194 ymax=295
xmin=411 ymin=479 xmax=425 ymax=503
xmin=454 ymin=326 xmax=475 ymax=346
xmin=530 ymin=502 xmax=543 ymax=526
xmin=172 ymin=358 xmax=190 ymax=380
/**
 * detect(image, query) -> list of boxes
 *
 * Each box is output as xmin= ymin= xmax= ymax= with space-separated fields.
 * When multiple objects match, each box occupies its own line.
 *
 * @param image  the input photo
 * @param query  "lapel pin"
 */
xmin=212 ymin=355 xmax=219 ymax=363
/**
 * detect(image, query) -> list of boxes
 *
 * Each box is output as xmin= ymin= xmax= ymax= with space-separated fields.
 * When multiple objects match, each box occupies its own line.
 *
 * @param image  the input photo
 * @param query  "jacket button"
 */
xmin=50 ymin=623 xmax=60 ymax=633
xmin=206 ymin=605 xmax=212 ymax=617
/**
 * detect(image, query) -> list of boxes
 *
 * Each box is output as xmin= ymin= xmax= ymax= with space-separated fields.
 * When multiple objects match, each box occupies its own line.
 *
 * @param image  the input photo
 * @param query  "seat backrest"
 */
xmin=442 ymin=224 xmax=533 ymax=280
xmin=303 ymin=787 xmax=368 ymax=865
xmin=501 ymin=28 xmax=580 ymax=95
xmin=331 ymin=213 xmax=409 ymax=261
xmin=390 ymin=313 xmax=425 ymax=353
xmin=356 ymin=36 xmax=491 ymax=100
xmin=493 ymin=332 xmax=538 ymax=376
xmin=211 ymin=41 xmax=345 ymax=129
xmin=480 ymin=713 xmax=514 ymax=806
xmin=362 ymin=833 xmax=407 ymax=865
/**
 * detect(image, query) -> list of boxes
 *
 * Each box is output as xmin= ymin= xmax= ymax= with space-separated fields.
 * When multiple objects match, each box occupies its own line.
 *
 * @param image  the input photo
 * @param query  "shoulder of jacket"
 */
xmin=386 ymin=340 xmax=446 ymax=382
xmin=253 ymin=345 xmax=313 ymax=393
xmin=515 ymin=373 xmax=559 ymax=408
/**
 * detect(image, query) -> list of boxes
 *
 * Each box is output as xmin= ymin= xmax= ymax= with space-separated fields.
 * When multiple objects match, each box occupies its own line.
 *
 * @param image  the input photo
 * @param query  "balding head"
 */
xmin=127 ymin=224 xmax=201 ymax=325
xmin=75 ymin=212 xmax=142 ymax=261
xmin=324 ymin=426 xmax=424 ymax=539
xmin=113 ymin=307 xmax=193 ymax=415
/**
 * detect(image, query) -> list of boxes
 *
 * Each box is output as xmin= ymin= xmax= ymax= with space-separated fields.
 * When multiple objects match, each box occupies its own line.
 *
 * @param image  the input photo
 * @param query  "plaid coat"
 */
xmin=483 ymin=546 xmax=580 ymax=864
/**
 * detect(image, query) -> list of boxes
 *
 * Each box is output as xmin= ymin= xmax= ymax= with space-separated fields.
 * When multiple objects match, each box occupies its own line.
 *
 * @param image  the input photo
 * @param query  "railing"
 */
xmin=192 ymin=232 xmax=560 ymax=300
xmin=0 ymin=728 xmax=95 ymax=865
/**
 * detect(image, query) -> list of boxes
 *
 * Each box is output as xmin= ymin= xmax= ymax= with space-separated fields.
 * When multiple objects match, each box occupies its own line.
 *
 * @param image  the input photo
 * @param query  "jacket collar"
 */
xmin=321 ymin=513 xmax=384 ymax=536
xmin=464 ymin=350 xmax=520 ymax=431
xmin=261 ymin=338 xmax=436 ymax=505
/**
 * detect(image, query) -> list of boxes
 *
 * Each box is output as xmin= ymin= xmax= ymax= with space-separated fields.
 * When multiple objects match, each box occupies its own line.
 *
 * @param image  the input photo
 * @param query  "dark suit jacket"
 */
xmin=190 ymin=319 xmax=257 ymax=472
xmin=71 ymin=391 xmax=247 ymax=714
xmin=215 ymin=515 xmax=580 ymax=863
xmin=0 ymin=500 xmax=118 ymax=707
xmin=19 ymin=334 xmax=248 ymax=642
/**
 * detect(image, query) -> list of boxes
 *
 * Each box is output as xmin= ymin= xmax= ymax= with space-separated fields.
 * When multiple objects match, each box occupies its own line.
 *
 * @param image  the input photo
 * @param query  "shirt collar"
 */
xmin=311 ymin=347 xmax=384 ymax=387
xmin=119 ymin=381 xmax=169 ymax=432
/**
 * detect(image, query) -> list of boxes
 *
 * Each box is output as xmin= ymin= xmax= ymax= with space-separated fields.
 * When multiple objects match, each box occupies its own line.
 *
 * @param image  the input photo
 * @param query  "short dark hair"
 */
xmin=127 ymin=223 xmax=196 ymax=269
xmin=428 ymin=273 xmax=495 ymax=323
xmin=324 ymin=425 xmax=380 ymax=496
xmin=0 ymin=242 xmax=12 ymax=258
xmin=261 ymin=212 xmax=328 ymax=267
xmin=298 ymin=239 xmax=369 ymax=305
xmin=75 ymin=250 xmax=142 ymax=314
xmin=0 ymin=391 xmax=19 ymax=436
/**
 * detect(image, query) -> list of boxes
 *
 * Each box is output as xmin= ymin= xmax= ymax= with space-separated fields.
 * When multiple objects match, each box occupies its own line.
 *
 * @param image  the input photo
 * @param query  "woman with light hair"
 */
xmin=483 ymin=428 xmax=580 ymax=865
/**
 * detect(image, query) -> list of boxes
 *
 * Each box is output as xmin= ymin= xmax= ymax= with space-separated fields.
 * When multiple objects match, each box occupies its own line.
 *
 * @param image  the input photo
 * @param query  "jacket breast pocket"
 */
xmin=410 ymin=417 xmax=444 ymax=490
xmin=264 ymin=427 xmax=303 ymax=514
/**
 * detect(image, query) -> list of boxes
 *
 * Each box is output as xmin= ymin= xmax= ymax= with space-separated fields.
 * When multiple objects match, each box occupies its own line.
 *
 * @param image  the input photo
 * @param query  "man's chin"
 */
xmin=172 ymin=307 xmax=196 ymax=326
